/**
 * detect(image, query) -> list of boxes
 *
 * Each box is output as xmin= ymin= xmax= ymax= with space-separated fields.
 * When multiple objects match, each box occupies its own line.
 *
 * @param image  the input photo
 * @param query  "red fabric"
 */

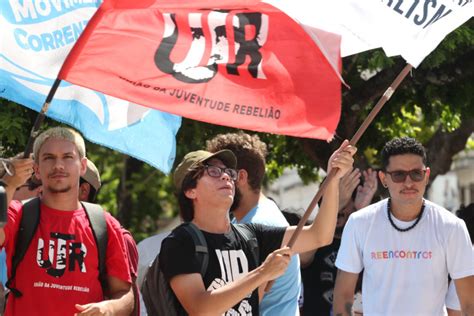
xmin=3 ymin=201 xmax=131 ymax=316
xmin=122 ymin=228 xmax=140 ymax=315
xmin=104 ymin=0 xmax=262 ymax=9
xmin=122 ymin=229 xmax=138 ymax=280
xmin=60 ymin=0 xmax=341 ymax=140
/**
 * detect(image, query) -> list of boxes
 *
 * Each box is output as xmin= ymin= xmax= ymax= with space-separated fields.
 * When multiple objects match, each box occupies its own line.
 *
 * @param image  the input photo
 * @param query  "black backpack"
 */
xmin=5 ymin=197 xmax=108 ymax=297
xmin=141 ymin=222 xmax=259 ymax=316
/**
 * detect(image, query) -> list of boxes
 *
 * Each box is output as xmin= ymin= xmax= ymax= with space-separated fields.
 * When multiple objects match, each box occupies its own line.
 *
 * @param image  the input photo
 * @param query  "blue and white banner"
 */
xmin=0 ymin=0 xmax=181 ymax=173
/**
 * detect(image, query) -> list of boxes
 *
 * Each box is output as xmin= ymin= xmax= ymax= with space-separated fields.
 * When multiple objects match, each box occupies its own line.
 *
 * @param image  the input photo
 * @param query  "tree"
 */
xmin=1 ymin=20 xmax=472 ymax=239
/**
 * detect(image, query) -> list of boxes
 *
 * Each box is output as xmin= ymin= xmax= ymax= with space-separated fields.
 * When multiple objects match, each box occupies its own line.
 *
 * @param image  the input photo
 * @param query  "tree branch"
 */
xmin=426 ymin=116 xmax=474 ymax=180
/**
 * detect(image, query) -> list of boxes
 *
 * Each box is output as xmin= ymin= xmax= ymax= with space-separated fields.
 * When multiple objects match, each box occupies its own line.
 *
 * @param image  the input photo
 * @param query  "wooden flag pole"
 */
xmin=23 ymin=78 xmax=62 ymax=158
xmin=265 ymin=63 xmax=413 ymax=292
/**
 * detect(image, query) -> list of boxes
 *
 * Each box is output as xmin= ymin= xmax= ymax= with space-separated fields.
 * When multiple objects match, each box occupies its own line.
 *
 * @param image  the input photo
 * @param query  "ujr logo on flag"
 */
xmin=156 ymin=11 xmax=268 ymax=83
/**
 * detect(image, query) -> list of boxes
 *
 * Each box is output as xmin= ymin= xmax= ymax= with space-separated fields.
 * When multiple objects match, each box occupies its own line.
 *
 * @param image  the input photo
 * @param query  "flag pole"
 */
xmin=265 ymin=63 xmax=413 ymax=291
xmin=22 ymin=78 xmax=62 ymax=158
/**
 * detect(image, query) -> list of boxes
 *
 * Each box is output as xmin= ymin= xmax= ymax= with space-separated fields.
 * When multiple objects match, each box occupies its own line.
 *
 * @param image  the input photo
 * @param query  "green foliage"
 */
xmin=0 ymin=99 xmax=35 ymax=155
xmin=366 ymin=50 xmax=396 ymax=71
xmin=467 ymin=137 xmax=474 ymax=150
xmin=260 ymin=134 xmax=318 ymax=183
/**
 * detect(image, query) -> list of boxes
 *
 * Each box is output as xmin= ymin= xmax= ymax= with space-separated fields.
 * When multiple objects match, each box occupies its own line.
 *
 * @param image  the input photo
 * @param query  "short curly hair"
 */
xmin=206 ymin=132 xmax=267 ymax=192
xmin=381 ymin=137 xmax=427 ymax=170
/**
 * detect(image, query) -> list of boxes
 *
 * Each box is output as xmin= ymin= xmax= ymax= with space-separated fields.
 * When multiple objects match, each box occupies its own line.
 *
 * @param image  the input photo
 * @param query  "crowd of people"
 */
xmin=0 ymin=126 xmax=472 ymax=315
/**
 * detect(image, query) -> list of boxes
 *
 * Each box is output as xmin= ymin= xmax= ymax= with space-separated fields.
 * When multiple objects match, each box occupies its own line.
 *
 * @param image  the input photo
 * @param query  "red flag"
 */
xmin=59 ymin=0 xmax=341 ymax=140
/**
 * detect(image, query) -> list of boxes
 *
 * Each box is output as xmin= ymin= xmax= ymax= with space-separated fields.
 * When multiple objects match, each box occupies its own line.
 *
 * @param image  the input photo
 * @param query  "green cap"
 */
xmin=173 ymin=149 xmax=237 ymax=191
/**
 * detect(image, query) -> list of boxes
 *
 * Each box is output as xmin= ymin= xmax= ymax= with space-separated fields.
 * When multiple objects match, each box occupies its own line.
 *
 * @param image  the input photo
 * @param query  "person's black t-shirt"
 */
xmin=160 ymin=223 xmax=286 ymax=315
xmin=301 ymin=238 xmax=341 ymax=316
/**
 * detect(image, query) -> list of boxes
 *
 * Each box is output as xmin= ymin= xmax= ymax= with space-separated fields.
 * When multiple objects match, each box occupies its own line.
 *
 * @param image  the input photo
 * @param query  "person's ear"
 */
xmin=80 ymin=157 xmax=87 ymax=176
xmin=79 ymin=182 xmax=90 ymax=201
xmin=185 ymin=188 xmax=197 ymax=200
xmin=33 ymin=164 xmax=40 ymax=179
xmin=425 ymin=167 xmax=431 ymax=185
xmin=238 ymin=169 xmax=247 ymax=183
xmin=378 ymin=170 xmax=388 ymax=188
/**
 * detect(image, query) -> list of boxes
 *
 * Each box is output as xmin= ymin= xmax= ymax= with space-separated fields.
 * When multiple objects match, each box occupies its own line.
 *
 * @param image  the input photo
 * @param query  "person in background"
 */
xmin=445 ymin=203 xmax=474 ymax=316
xmin=137 ymin=230 xmax=171 ymax=316
xmin=137 ymin=231 xmax=170 ymax=288
xmin=0 ymin=158 xmax=42 ymax=314
xmin=12 ymin=176 xmax=42 ymax=201
xmin=301 ymin=167 xmax=378 ymax=315
xmin=279 ymin=207 xmax=309 ymax=314
xmin=80 ymin=158 xmax=140 ymax=316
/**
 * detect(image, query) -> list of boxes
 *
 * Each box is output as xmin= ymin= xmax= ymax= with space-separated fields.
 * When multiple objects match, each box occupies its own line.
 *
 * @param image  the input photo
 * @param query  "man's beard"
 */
xmin=230 ymin=187 xmax=243 ymax=212
xmin=47 ymin=185 xmax=72 ymax=194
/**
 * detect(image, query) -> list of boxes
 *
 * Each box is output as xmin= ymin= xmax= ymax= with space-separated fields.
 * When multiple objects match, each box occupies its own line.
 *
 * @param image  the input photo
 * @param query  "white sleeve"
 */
xmin=445 ymin=280 xmax=461 ymax=311
xmin=446 ymin=221 xmax=474 ymax=279
xmin=335 ymin=215 xmax=364 ymax=273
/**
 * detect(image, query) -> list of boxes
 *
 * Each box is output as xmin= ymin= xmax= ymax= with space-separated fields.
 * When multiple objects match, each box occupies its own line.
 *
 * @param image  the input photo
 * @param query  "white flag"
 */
xmin=266 ymin=0 xmax=473 ymax=67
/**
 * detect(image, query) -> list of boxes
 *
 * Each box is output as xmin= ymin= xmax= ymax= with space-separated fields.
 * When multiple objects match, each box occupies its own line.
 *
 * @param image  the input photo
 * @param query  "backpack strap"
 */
xmin=81 ymin=202 xmax=108 ymax=290
xmin=6 ymin=197 xmax=41 ymax=297
xmin=234 ymin=224 xmax=260 ymax=266
xmin=182 ymin=222 xmax=208 ymax=276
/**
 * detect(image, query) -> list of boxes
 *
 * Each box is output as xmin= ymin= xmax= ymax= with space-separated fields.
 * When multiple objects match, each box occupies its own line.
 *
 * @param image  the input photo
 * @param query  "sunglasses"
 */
xmin=385 ymin=169 xmax=426 ymax=183
xmin=15 ymin=177 xmax=42 ymax=191
xmin=205 ymin=165 xmax=238 ymax=181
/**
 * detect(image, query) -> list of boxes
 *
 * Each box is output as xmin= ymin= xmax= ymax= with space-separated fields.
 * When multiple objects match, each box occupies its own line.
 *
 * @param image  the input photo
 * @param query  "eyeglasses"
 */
xmin=385 ymin=169 xmax=426 ymax=183
xmin=205 ymin=165 xmax=238 ymax=181
xmin=15 ymin=184 xmax=30 ymax=191
xmin=15 ymin=177 xmax=42 ymax=191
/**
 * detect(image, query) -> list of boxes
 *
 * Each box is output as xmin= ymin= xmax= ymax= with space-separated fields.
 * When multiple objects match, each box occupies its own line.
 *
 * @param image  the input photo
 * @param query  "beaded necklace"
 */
xmin=387 ymin=198 xmax=425 ymax=232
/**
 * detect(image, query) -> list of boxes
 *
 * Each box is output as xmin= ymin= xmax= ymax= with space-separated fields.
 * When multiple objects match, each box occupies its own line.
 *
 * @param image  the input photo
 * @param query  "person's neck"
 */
xmin=232 ymin=190 xmax=262 ymax=222
xmin=41 ymin=191 xmax=81 ymax=211
xmin=193 ymin=211 xmax=231 ymax=234
xmin=389 ymin=198 xmax=424 ymax=221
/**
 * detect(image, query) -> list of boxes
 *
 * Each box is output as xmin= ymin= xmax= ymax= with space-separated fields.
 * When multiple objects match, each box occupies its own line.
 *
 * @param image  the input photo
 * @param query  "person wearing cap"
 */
xmin=159 ymin=140 xmax=356 ymax=315
xmin=0 ymin=127 xmax=134 ymax=316
xmin=79 ymin=158 xmax=141 ymax=316
xmin=79 ymin=158 xmax=102 ymax=203
xmin=206 ymin=132 xmax=303 ymax=316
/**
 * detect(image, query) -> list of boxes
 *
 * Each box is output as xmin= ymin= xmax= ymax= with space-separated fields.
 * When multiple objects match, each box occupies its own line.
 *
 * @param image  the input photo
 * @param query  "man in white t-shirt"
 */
xmin=333 ymin=137 xmax=474 ymax=316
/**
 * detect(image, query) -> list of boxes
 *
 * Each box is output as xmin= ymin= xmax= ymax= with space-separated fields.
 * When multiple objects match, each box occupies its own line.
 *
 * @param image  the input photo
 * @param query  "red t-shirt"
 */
xmin=122 ymin=228 xmax=140 ymax=315
xmin=3 ymin=200 xmax=131 ymax=316
xmin=122 ymin=229 xmax=138 ymax=280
